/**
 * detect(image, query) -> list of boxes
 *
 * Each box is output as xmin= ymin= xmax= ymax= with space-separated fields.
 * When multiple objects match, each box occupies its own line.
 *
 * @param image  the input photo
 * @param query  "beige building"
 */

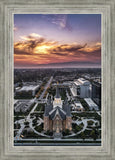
xmin=71 ymin=78 xmax=91 ymax=98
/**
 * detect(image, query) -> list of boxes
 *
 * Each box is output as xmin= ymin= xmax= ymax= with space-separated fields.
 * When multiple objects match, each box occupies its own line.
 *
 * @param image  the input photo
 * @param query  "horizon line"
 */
xmin=14 ymin=67 xmax=101 ymax=69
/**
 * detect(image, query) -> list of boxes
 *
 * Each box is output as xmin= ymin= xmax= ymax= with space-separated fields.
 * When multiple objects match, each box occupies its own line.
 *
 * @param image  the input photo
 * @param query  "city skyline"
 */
xmin=14 ymin=14 xmax=101 ymax=68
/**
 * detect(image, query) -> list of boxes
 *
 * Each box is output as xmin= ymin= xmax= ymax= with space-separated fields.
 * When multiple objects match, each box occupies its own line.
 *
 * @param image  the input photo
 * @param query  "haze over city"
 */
xmin=14 ymin=14 xmax=101 ymax=68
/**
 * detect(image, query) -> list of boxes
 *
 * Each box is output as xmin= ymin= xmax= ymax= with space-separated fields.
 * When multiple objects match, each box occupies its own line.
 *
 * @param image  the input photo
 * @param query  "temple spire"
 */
xmin=55 ymin=82 xmax=60 ymax=98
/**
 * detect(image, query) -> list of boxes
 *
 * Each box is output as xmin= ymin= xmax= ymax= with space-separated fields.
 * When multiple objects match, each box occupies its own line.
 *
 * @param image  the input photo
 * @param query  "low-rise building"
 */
xmin=14 ymin=99 xmax=34 ymax=113
xmin=74 ymin=102 xmax=84 ymax=112
xmin=84 ymin=98 xmax=99 ymax=110
xmin=15 ymin=84 xmax=40 ymax=98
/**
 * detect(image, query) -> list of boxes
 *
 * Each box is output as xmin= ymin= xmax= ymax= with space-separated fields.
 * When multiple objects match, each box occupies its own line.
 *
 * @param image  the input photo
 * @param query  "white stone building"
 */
xmin=71 ymin=78 xmax=92 ymax=98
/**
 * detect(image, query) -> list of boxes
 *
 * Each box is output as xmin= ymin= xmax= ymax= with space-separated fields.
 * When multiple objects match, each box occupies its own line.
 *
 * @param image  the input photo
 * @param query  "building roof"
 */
xmin=18 ymin=85 xmax=39 ymax=92
xmin=44 ymin=92 xmax=71 ymax=119
xmin=84 ymin=98 xmax=98 ymax=107
xmin=84 ymin=98 xmax=99 ymax=110
xmin=92 ymin=81 xmax=101 ymax=87
xmin=44 ymin=98 xmax=53 ymax=116
xmin=63 ymin=98 xmax=71 ymax=117
xmin=74 ymin=101 xmax=83 ymax=109
xmin=49 ymin=106 xmax=66 ymax=120
xmin=74 ymin=78 xmax=90 ymax=86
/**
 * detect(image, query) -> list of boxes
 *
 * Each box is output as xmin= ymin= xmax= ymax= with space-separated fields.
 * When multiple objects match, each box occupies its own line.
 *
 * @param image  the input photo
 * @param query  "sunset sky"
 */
xmin=14 ymin=14 xmax=101 ymax=68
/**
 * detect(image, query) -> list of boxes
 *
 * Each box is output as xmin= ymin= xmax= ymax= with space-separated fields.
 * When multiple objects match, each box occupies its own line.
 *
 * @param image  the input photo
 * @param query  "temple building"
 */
xmin=43 ymin=85 xmax=72 ymax=137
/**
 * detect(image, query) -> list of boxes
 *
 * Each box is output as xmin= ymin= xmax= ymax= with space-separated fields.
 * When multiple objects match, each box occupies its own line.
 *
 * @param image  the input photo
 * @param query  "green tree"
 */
xmin=81 ymin=132 xmax=85 ymax=141
xmin=90 ymin=129 xmax=97 ymax=141
xmin=65 ymin=129 xmax=70 ymax=135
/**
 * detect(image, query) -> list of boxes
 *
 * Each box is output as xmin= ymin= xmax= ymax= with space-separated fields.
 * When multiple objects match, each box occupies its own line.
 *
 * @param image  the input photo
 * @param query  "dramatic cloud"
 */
xmin=20 ymin=33 xmax=42 ymax=41
xmin=49 ymin=43 xmax=87 ymax=56
xmin=14 ymin=33 xmax=101 ymax=67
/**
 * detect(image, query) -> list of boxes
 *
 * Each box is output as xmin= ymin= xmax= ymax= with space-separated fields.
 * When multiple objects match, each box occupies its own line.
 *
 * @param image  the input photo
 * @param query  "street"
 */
xmin=39 ymin=76 xmax=53 ymax=100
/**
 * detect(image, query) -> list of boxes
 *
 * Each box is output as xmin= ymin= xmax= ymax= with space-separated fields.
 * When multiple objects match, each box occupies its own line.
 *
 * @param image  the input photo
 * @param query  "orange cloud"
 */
xmin=14 ymin=33 xmax=101 ymax=67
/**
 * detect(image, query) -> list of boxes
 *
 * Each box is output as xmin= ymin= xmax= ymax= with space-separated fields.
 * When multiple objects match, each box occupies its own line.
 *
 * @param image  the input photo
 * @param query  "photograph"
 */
xmin=14 ymin=14 xmax=101 ymax=146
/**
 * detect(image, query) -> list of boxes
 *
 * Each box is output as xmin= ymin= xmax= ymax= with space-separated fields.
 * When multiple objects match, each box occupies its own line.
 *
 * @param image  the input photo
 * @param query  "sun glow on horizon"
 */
xmin=34 ymin=45 xmax=51 ymax=54
xmin=14 ymin=14 xmax=101 ymax=68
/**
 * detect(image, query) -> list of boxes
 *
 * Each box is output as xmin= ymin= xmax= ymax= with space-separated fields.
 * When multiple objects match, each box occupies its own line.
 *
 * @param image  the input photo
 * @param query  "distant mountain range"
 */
xmin=15 ymin=61 xmax=101 ymax=69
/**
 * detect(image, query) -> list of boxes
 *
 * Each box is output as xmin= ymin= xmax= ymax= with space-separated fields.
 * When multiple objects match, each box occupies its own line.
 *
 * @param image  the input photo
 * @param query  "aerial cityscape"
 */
xmin=14 ymin=14 xmax=101 ymax=146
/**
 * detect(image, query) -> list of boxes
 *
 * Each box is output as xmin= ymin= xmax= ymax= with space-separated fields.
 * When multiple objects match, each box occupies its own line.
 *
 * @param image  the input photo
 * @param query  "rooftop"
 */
xmin=74 ymin=102 xmax=83 ymax=109
xmin=18 ymin=85 xmax=39 ymax=92
xmin=84 ymin=98 xmax=99 ymax=110
xmin=74 ymin=78 xmax=90 ymax=86
xmin=49 ymin=106 xmax=66 ymax=120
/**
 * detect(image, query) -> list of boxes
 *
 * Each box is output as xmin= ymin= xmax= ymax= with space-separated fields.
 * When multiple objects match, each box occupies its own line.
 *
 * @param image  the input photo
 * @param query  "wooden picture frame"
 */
xmin=0 ymin=0 xmax=115 ymax=159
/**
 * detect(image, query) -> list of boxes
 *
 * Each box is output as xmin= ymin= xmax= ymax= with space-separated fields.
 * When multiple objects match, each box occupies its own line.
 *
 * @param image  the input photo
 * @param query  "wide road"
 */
xmin=39 ymin=76 xmax=53 ymax=100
